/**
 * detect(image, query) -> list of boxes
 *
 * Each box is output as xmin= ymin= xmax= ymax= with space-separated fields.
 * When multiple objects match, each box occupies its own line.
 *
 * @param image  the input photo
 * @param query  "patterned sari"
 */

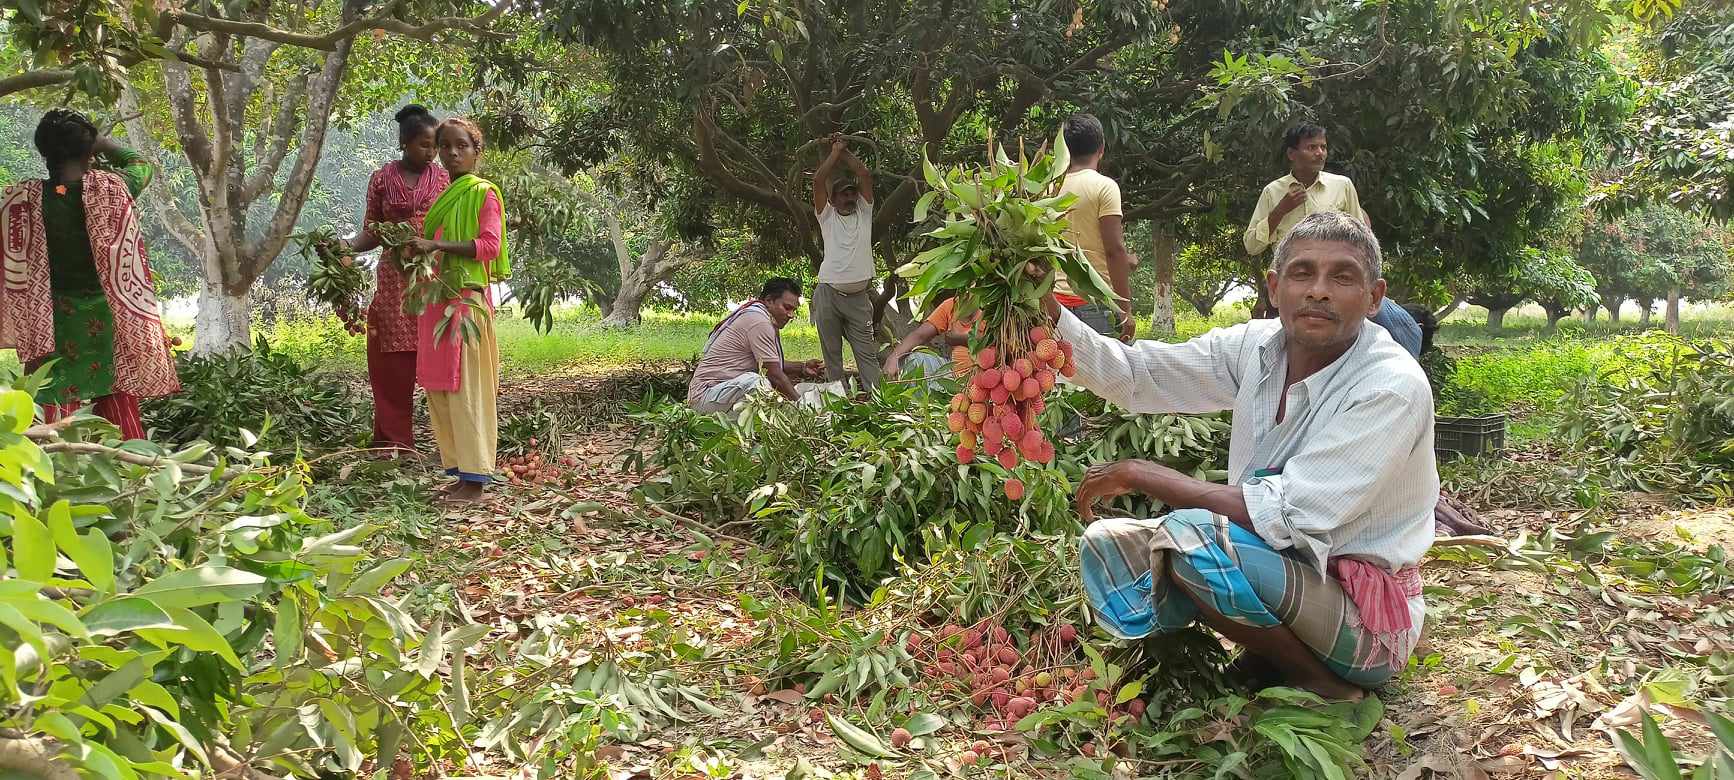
xmin=0 ymin=169 xmax=178 ymax=403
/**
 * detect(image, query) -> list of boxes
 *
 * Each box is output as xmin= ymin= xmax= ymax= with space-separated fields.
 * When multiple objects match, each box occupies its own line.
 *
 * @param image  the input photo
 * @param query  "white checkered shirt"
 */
xmin=1057 ymin=310 xmax=1438 ymax=573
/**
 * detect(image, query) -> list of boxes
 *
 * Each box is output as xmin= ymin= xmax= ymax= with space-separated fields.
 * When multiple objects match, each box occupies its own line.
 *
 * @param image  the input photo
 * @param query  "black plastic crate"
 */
xmin=1436 ymin=414 xmax=1507 ymax=459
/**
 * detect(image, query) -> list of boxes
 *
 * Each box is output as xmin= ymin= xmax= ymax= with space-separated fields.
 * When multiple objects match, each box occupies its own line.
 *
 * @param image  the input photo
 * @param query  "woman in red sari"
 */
xmin=344 ymin=105 xmax=449 ymax=455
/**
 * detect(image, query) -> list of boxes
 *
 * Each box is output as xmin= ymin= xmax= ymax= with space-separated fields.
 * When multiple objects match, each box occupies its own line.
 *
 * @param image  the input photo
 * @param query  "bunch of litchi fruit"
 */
xmin=902 ymin=620 xmax=1146 ymax=738
xmin=945 ymin=325 xmax=1076 ymax=500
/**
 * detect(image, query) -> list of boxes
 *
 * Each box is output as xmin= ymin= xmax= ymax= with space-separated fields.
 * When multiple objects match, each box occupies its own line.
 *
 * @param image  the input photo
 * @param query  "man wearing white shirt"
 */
xmin=1064 ymin=212 xmax=1437 ymax=701
xmin=810 ymin=136 xmax=881 ymax=392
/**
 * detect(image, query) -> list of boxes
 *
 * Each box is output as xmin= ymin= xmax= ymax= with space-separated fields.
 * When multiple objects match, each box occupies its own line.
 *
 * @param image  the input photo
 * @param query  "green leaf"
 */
xmin=141 ymin=706 xmax=209 ymax=769
xmin=1115 ymin=681 xmax=1143 ymax=705
xmin=10 ymin=507 xmax=55 ymax=581
xmin=318 ymin=699 xmax=365 ymax=770
xmin=35 ymin=711 xmax=82 ymax=745
xmin=132 ymin=565 xmax=266 ymax=608
xmin=826 ymin=712 xmax=894 ymax=757
xmin=47 ymin=501 xmax=114 ymax=592
xmin=903 ymin=712 xmax=946 ymax=736
xmin=273 ymin=596 xmax=303 ymax=668
xmin=80 ymin=597 xmax=176 ymax=636
xmin=0 ymin=389 xmax=33 ymax=433
xmin=912 ymin=190 xmax=939 ymax=223
xmin=344 ymin=557 xmax=412 ymax=595
xmin=79 ymin=651 xmax=165 ymax=709
xmin=415 ymin=618 xmax=446 ymax=678
xmin=137 ymin=607 xmax=243 ymax=669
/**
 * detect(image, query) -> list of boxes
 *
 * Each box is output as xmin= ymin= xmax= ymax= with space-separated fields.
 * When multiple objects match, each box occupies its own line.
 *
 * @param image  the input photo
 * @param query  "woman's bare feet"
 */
xmin=443 ymin=481 xmax=486 ymax=504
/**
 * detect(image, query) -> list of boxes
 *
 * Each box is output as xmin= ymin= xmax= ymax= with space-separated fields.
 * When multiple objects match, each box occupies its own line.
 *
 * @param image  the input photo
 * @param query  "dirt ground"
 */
xmin=364 ymin=373 xmax=1733 ymax=779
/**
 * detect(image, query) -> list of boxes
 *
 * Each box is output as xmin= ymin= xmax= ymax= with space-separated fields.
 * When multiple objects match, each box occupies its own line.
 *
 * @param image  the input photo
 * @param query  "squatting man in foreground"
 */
xmin=686 ymin=277 xmax=826 ymax=413
xmin=1064 ymin=211 xmax=1437 ymax=700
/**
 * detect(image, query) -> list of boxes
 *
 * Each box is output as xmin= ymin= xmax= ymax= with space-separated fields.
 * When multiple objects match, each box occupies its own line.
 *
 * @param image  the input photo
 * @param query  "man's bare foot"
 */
xmin=1289 ymin=674 xmax=1366 ymax=702
xmin=1224 ymin=653 xmax=1282 ymax=689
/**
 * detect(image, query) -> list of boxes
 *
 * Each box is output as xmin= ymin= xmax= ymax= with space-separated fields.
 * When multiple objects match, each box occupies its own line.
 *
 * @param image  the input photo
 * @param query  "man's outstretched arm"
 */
xmin=842 ymin=146 xmax=873 ymax=203
xmin=813 ymin=139 xmax=845 ymax=213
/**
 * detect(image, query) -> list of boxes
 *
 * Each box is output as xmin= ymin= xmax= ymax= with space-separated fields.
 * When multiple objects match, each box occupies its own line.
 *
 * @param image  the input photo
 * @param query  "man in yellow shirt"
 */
xmin=1244 ymin=123 xmax=1368 ymax=256
xmin=1054 ymin=114 xmax=1137 ymax=342
xmin=1244 ymin=123 xmax=1421 ymax=356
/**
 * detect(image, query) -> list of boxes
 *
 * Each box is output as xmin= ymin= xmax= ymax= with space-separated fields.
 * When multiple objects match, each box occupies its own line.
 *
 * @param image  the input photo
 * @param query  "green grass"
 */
xmin=1438 ymin=303 xmax=1734 ymax=346
xmin=258 ymin=305 xmax=830 ymax=376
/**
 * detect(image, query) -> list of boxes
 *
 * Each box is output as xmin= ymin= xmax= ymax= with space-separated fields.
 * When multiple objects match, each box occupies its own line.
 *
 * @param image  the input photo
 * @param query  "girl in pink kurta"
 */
xmin=344 ymin=105 xmax=450 ymax=454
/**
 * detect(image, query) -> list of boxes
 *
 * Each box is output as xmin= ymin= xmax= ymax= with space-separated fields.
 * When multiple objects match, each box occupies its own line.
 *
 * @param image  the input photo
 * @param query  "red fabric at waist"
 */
xmin=1054 ymin=293 xmax=1087 ymax=308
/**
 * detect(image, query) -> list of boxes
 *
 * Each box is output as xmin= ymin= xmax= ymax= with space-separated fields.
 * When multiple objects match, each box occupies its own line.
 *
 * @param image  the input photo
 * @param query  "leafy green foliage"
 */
xmin=141 ymin=338 xmax=370 ymax=451
xmin=1617 ymin=711 xmax=1734 ymax=779
xmin=899 ymin=133 xmax=1115 ymax=338
xmin=1563 ymin=333 xmax=1734 ymax=496
xmin=0 ymin=380 xmax=469 ymax=777
xmin=628 ymin=379 xmax=1227 ymax=602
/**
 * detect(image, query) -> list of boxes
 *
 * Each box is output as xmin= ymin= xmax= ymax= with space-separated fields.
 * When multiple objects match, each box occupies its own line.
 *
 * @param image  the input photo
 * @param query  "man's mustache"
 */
xmin=1295 ymin=306 xmax=1338 ymax=321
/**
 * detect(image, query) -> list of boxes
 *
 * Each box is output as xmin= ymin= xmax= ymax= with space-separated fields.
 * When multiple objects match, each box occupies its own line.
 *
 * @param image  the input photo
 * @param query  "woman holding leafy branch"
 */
xmin=405 ymin=117 xmax=510 ymax=504
xmin=342 ymin=105 xmax=449 ymax=456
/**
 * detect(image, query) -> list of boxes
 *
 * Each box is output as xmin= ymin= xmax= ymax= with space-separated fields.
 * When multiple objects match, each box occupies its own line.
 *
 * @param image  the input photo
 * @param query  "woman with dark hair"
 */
xmin=0 ymin=109 xmax=178 ymax=438
xmin=406 ymin=117 xmax=510 ymax=503
xmin=344 ymin=105 xmax=449 ymax=455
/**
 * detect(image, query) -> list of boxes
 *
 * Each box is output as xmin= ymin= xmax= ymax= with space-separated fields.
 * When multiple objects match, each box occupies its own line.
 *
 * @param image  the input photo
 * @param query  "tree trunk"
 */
xmin=195 ymin=277 xmax=252 ymax=353
xmin=157 ymin=6 xmax=360 ymax=353
xmin=1599 ymin=294 xmax=1623 ymax=323
xmin=600 ymin=239 xmax=692 ymax=329
xmin=1637 ymin=298 xmax=1654 ymax=327
xmin=1542 ymin=303 xmax=1569 ymax=332
xmin=1486 ymin=306 xmax=1509 ymax=333
xmin=1184 ymin=295 xmax=1217 ymax=318
xmin=1432 ymin=295 xmax=1466 ymax=323
xmin=1665 ymin=287 xmax=1681 ymax=334
xmin=1584 ymin=304 xmax=1598 ymax=323
xmin=1150 ymin=222 xmax=1176 ymax=336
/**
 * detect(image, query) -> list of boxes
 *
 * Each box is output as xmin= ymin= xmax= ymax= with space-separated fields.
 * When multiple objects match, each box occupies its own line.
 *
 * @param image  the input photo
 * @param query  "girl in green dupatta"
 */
xmin=407 ymin=117 xmax=511 ymax=504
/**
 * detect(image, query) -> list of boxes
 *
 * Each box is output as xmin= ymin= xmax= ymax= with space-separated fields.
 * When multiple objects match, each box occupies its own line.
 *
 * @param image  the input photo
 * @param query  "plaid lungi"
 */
xmin=1079 ymin=509 xmax=1422 ymax=688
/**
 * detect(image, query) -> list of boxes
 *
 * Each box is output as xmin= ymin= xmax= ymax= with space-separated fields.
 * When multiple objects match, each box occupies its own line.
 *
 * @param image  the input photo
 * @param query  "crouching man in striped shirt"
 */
xmin=1060 ymin=211 xmax=1436 ymax=701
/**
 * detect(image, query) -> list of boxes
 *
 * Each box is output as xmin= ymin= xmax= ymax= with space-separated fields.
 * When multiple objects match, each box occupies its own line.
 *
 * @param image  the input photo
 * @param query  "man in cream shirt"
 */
xmin=1054 ymin=113 xmax=1138 ymax=342
xmin=811 ymin=135 xmax=881 ymax=392
xmin=1245 ymin=123 xmax=1420 ymax=357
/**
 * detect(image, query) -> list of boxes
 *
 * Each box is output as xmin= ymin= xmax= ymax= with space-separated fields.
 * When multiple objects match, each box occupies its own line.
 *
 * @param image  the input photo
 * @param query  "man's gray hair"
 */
xmin=1271 ymin=211 xmax=1383 ymax=280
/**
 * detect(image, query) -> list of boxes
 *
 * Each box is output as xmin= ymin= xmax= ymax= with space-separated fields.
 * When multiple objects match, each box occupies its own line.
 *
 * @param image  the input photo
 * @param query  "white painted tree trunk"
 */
xmin=1150 ymin=222 xmax=1176 ymax=336
xmin=1665 ymin=287 xmax=1681 ymax=334
xmin=194 ymin=278 xmax=252 ymax=354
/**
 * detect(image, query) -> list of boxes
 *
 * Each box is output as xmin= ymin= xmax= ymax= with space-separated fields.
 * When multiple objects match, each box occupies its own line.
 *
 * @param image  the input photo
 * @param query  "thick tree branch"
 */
xmin=694 ymin=108 xmax=794 ymax=214
xmin=161 ymin=0 xmax=512 ymax=52
xmin=246 ymin=23 xmax=356 ymax=279
xmin=119 ymin=87 xmax=208 ymax=259
xmin=241 ymin=70 xmax=307 ymax=202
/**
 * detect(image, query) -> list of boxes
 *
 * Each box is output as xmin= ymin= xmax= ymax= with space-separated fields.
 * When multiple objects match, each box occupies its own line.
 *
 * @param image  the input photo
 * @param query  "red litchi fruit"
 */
xmin=1004 ymin=478 xmax=1025 ymax=500
xmin=1021 ymin=377 xmax=1040 ymax=399
xmin=1037 ymin=369 xmax=1056 ymax=393
xmin=1034 ymin=338 xmax=1059 ymax=362
xmin=958 ymin=750 xmax=979 ymax=767
xmin=1060 ymin=361 xmax=1078 ymax=378
xmin=1012 ymin=357 xmax=1034 ymax=377
xmin=997 ymin=647 xmax=1019 ymax=664
xmin=947 ymin=412 xmax=967 ymax=432
xmin=1057 ymin=625 xmax=1078 ymax=644
xmin=968 ymin=403 xmax=988 ymax=424
xmin=990 ymin=385 xmax=1010 ymax=405
xmin=890 ymin=727 xmax=912 ymax=748
xmin=1030 ymin=326 xmax=1051 ymax=343
xmin=956 ymin=445 xmax=976 ymax=464
xmin=974 ymin=368 xmax=1001 ymax=390
xmin=975 ymin=347 xmax=998 ymax=370
xmin=968 ymin=384 xmax=989 ymax=403
xmin=1000 ymin=367 xmax=1022 ymax=392
xmin=997 ymin=448 xmax=1018 ymax=470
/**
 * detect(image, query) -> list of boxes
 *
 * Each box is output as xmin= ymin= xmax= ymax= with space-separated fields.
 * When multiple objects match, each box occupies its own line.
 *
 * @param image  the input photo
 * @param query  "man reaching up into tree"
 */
xmin=811 ymin=135 xmax=882 ymax=394
xmin=1066 ymin=212 xmax=1436 ymax=700
xmin=1244 ymin=123 xmax=1421 ymax=356
xmin=688 ymin=277 xmax=825 ymax=413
